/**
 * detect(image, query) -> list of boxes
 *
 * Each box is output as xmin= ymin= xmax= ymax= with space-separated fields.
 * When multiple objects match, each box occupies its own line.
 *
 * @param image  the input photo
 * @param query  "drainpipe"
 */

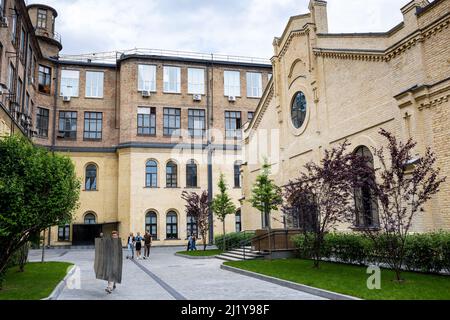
xmin=207 ymin=55 xmax=214 ymax=245
xmin=51 ymin=61 xmax=59 ymax=152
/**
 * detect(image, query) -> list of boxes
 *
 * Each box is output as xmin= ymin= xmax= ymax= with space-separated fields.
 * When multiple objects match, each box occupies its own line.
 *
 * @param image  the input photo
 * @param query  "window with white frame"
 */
xmin=163 ymin=66 xmax=181 ymax=93
xmin=60 ymin=70 xmax=80 ymax=97
xmin=246 ymin=72 xmax=262 ymax=98
xmin=224 ymin=70 xmax=240 ymax=97
xmin=85 ymin=71 xmax=104 ymax=98
xmin=138 ymin=64 xmax=156 ymax=92
xmin=188 ymin=68 xmax=205 ymax=94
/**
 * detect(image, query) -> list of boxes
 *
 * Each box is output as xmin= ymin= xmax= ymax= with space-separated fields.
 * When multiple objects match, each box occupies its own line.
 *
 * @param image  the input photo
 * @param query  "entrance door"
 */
xmin=72 ymin=224 xmax=102 ymax=245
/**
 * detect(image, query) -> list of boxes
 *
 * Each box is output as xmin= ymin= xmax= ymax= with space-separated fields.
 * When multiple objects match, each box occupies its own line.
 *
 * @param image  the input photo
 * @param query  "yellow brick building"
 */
xmin=0 ymin=1 xmax=272 ymax=246
xmin=243 ymin=0 xmax=450 ymax=233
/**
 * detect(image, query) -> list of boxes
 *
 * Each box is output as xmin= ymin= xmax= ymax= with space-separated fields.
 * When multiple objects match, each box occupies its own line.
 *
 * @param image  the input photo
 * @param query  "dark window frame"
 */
xmin=85 ymin=164 xmax=97 ymax=191
xmin=291 ymin=91 xmax=307 ymax=129
xmin=84 ymin=213 xmax=96 ymax=225
xmin=166 ymin=211 xmax=178 ymax=239
xmin=58 ymin=225 xmax=70 ymax=242
xmin=225 ymin=111 xmax=242 ymax=139
xmin=145 ymin=211 xmax=158 ymax=239
xmin=145 ymin=160 xmax=158 ymax=188
xmin=137 ymin=107 xmax=156 ymax=136
xmin=37 ymin=9 xmax=47 ymax=29
xmin=58 ymin=111 xmax=77 ymax=139
xmin=234 ymin=162 xmax=241 ymax=188
xmin=186 ymin=214 xmax=198 ymax=238
xmin=235 ymin=210 xmax=242 ymax=233
xmin=188 ymin=109 xmax=205 ymax=137
xmin=83 ymin=111 xmax=102 ymax=140
xmin=163 ymin=108 xmax=181 ymax=136
xmin=186 ymin=160 xmax=198 ymax=188
xmin=36 ymin=107 xmax=49 ymax=137
xmin=38 ymin=64 xmax=51 ymax=94
xmin=166 ymin=161 xmax=178 ymax=188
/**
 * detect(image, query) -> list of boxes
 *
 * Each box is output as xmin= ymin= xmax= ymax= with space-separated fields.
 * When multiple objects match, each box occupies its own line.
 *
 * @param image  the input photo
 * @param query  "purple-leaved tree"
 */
xmin=181 ymin=190 xmax=210 ymax=251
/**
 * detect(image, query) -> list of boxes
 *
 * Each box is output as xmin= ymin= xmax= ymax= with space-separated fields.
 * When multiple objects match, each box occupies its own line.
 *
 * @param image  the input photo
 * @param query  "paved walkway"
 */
xmin=28 ymin=247 xmax=325 ymax=300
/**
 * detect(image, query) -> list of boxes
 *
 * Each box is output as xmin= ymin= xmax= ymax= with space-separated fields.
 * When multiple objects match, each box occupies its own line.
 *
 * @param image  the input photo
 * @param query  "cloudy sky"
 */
xmin=32 ymin=0 xmax=410 ymax=58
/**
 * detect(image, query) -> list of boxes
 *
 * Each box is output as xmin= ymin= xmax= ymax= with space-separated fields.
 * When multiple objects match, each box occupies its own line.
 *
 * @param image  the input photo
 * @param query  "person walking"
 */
xmin=186 ymin=234 xmax=192 ymax=251
xmin=191 ymin=235 xmax=197 ymax=251
xmin=135 ymin=232 xmax=143 ymax=259
xmin=126 ymin=233 xmax=135 ymax=259
xmin=94 ymin=230 xmax=123 ymax=294
xmin=143 ymin=231 xmax=152 ymax=259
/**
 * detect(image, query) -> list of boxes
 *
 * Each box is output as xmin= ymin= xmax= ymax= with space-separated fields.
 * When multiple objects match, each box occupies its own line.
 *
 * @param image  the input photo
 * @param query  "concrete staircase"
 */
xmin=216 ymin=246 xmax=267 ymax=262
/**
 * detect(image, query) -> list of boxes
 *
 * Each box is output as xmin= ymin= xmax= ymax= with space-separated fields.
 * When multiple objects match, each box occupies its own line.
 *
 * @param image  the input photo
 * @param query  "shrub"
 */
xmin=292 ymin=231 xmax=450 ymax=274
xmin=215 ymin=232 xmax=255 ymax=251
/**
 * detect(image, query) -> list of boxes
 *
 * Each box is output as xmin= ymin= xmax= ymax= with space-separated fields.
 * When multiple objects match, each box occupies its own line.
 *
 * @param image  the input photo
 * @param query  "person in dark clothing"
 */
xmin=135 ymin=232 xmax=143 ymax=259
xmin=143 ymin=232 xmax=152 ymax=259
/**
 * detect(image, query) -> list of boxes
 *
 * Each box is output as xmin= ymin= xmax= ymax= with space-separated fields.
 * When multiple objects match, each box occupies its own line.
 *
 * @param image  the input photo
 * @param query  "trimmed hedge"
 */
xmin=215 ymin=232 xmax=255 ymax=251
xmin=292 ymin=232 xmax=450 ymax=274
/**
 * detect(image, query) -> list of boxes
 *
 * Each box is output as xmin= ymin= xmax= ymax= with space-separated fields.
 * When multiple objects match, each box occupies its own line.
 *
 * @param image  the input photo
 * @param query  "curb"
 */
xmin=41 ymin=265 xmax=76 ymax=300
xmin=174 ymin=253 xmax=218 ymax=259
xmin=220 ymin=264 xmax=361 ymax=301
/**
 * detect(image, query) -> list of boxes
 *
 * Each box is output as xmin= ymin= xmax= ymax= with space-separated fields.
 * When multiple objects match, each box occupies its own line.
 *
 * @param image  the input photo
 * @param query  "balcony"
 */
xmin=35 ymin=28 xmax=62 ymax=45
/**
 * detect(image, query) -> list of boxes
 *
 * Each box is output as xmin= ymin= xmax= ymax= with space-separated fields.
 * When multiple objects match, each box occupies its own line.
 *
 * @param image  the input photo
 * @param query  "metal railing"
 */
xmin=59 ymin=48 xmax=271 ymax=65
xmin=35 ymin=28 xmax=61 ymax=43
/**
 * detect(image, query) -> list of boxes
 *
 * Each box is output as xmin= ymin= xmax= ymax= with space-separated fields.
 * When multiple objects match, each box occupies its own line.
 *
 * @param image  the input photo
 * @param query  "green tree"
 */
xmin=249 ymin=160 xmax=282 ymax=230
xmin=211 ymin=174 xmax=236 ymax=251
xmin=0 ymin=135 xmax=80 ymax=289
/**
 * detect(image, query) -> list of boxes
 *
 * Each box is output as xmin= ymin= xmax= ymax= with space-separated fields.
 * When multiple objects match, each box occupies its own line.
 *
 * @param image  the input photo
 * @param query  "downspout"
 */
xmin=51 ymin=61 xmax=59 ymax=152
xmin=207 ymin=55 xmax=214 ymax=245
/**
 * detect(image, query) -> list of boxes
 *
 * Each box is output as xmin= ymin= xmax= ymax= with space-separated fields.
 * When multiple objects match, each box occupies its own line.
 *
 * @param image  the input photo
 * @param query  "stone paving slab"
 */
xmin=28 ymin=247 xmax=325 ymax=300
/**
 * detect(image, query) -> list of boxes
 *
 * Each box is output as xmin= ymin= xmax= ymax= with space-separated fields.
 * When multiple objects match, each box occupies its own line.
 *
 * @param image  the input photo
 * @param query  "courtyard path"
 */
xmin=28 ymin=247 xmax=325 ymax=300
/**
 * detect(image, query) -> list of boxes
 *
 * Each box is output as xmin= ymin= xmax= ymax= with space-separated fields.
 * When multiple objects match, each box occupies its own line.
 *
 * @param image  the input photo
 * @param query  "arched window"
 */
xmin=234 ymin=161 xmax=241 ymax=188
xmin=145 ymin=211 xmax=158 ymax=239
xmin=235 ymin=210 xmax=242 ymax=233
xmin=84 ymin=212 xmax=96 ymax=224
xmin=166 ymin=161 xmax=177 ymax=188
xmin=166 ymin=211 xmax=178 ymax=239
xmin=291 ymin=91 xmax=307 ymax=129
xmin=85 ymin=164 xmax=97 ymax=191
xmin=354 ymin=146 xmax=379 ymax=228
xmin=186 ymin=159 xmax=197 ymax=188
xmin=186 ymin=214 xmax=198 ymax=237
xmin=146 ymin=160 xmax=158 ymax=188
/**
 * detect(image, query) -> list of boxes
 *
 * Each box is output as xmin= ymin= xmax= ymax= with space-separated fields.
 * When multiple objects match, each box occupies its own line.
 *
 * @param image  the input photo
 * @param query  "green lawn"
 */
xmin=0 ymin=262 xmax=73 ymax=300
xmin=224 ymin=259 xmax=450 ymax=300
xmin=177 ymin=249 xmax=223 ymax=257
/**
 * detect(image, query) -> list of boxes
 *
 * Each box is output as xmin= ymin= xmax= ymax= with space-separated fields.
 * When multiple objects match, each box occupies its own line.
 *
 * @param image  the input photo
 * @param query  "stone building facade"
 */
xmin=0 ymin=1 xmax=272 ymax=246
xmin=242 ymin=0 xmax=450 ymax=233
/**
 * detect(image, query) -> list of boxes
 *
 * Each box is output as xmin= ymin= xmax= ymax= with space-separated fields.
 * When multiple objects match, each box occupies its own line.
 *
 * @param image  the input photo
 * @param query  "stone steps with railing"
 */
xmin=216 ymin=246 xmax=268 ymax=262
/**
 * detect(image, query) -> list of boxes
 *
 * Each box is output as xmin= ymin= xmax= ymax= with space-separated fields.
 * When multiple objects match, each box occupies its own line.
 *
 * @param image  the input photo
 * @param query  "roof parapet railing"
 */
xmin=58 ymin=48 xmax=271 ymax=65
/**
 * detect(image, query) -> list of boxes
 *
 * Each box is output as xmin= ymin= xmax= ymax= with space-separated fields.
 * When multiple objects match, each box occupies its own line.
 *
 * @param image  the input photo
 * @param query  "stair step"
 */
xmin=228 ymin=250 xmax=262 ymax=257
xmin=216 ymin=255 xmax=242 ymax=262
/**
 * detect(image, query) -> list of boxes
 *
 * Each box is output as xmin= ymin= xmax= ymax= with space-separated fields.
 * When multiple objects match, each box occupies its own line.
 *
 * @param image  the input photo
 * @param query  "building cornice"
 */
xmin=245 ymin=81 xmax=275 ymax=136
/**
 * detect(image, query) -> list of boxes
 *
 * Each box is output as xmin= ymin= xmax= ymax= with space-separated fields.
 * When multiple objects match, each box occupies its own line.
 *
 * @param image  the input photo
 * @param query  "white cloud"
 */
xmin=32 ymin=0 xmax=410 ymax=58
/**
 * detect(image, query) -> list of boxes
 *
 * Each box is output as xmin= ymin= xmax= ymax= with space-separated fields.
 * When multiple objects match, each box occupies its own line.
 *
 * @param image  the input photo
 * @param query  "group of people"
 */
xmin=187 ymin=234 xmax=197 ymax=251
xmin=126 ymin=231 xmax=152 ymax=259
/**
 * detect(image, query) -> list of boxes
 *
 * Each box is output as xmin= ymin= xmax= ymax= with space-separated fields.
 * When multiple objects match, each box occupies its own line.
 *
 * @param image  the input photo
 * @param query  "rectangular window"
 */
xmin=224 ymin=70 xmax=240 ymax=97
xmin=84 ymin=112 xmax=102 ymax=140
xmin=138 ymin=64 xmax=156 ymax=92
xmin=25 ymin=92 xmax=30 ymax=115
xmin=137 ymin=107 xmax=156 ymax=136
xmin=163 ymin=108 xmax=181 ymax=136
xmin=17 ymin=78 xmax=22 ymax=108
xmin=31 ymin=57 xmax=36 ymax=84
xmin=37 ymin=9 xmax=47 ymax=29
xmin=234 ymin=163 xmax=241 ymax=188
xmin=60 ymin=70 xmax=80 ymax=97
xmin=225 ymin=111 xmax=242 ymax=139
xmin=19 ymin=28 xmax=26 ymax=60
xmin=188 ymin=109 xmax=205 ymax=137
xmin=58 ymin=111 xmax=77 ymax=139
xmin=58 ymin=225 xmax=70 ymax=242
xmin=163 ymin=66 xmax=181 ymax=93
xmin=85 ymin=71 xmax=104 ymax=98
xmin=11 ymin=11 xmax=16 ymax=43
xmin=246 ymin=72 xmax=262 ymax=98
xmin=27 ymin=46 xmax=33 ymax=84
xmin=7 ymin=63 xmax=15 ymax=91
xmin=247 ymin=112 xmax=255 ymax=122
xmin=38 ymin=65 xmax=51 ymax=94
xmin=188 ymin=68 xmax=205 ymax=94
xmin=36 ymin=107 xmax=49 ymax=137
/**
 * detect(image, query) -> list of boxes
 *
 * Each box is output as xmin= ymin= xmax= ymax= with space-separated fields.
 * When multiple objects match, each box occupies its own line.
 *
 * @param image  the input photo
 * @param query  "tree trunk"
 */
xmin=223 ymin=221 xmax=226 ymax=252
xmin=41 ymin=229 xmax=45 ymax=263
